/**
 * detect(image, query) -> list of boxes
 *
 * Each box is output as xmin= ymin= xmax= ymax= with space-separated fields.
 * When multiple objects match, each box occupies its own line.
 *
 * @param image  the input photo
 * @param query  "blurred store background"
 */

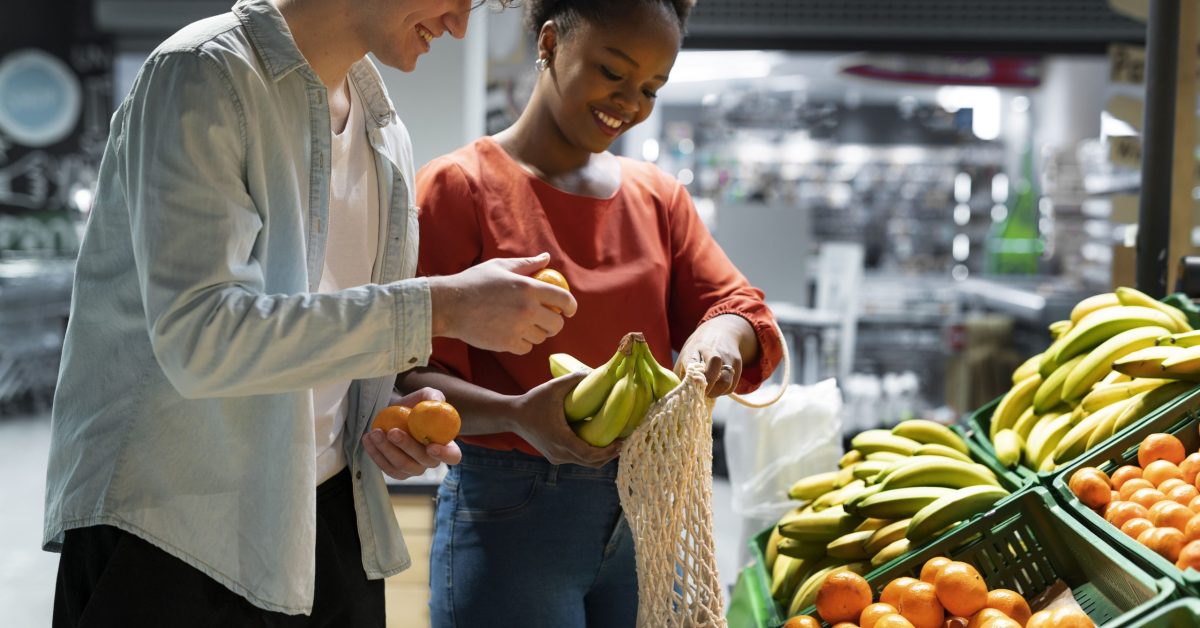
xmin=0 ymin=0 xmax=1191 ymax=625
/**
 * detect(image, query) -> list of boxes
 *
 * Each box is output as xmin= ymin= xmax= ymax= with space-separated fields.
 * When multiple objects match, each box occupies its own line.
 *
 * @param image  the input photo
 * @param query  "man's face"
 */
xmin=365 ymin=0 xmax=473 ymax=72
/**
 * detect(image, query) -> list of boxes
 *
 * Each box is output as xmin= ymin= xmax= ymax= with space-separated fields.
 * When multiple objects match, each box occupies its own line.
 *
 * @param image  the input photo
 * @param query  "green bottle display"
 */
xmin=985 ymin=139 xmax=1043 ymax=275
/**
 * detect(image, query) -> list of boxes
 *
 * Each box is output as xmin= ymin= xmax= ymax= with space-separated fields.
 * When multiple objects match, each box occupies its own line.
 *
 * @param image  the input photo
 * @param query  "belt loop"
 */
xmin=545 ymin=464 xmax=559 ymax=487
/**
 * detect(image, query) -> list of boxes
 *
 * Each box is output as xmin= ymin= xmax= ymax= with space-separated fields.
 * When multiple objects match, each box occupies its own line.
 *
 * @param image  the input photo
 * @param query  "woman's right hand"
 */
xmin=511 ymin=372 xmax=622 ymax=467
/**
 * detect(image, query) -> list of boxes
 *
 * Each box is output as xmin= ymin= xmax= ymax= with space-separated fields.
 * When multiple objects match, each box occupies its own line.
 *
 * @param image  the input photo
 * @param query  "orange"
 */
xmin=1180 ymin=452 xmax=1200 ymax=484
xmin=1110 ymin=465 xmax=1143 ymax=490
xmin=1143 ymin=460 xmax=1184 ymax=487
xmin=1110 ymin=490 xmax=1121 ymax=505
xmin=1068 ymin=470 xmax=1112 ymax=510
xmin=1051 ymin=608 xmax=1096 ymax=627
xmin=782 ymin=616 xmax=820 ymax=628
xmin=407 ymin=400 xmax=461 ymax=445
xmin=880 ymin=577 xmax=920 ymax=609
xmin=532 ymin=268 xmax=570 ymax=313
xmin=1129 ymin=488 xmax=1168 ymax=510
xmin=934 ymin=561 xmax=987 ymax=617
xmin=1177 ymin=540 xmax=1200 ymax=571
xmin=861 ymin=602 xmax=899 ymax=628
xmin=1138 ymin=526 xmax=1186 ymax=562
xmin=1119 ymin=478 xmax=1154 ymax=500
xmin=816 ymin=571 xmax=873 ymax=624
xmin=875 ymin=615 xmax=917 ymax=628
xmin=1190 ymin=494 xmax=1200 ymax=512
xmin=1150 ymin=500 xmax=1194 ymax=531
xmin=984 ymin=588 xmax=1031 ymax=625
xmin=1105 ymin=501 xmax=1149 ymax=528
xmin=371 ymin=404 xmax=411 ymax=434
xmin=831 ymin=623 xmax=858 ymax=628
xmin=1167 ymin=483 xmax=1200 ymax=506
xmin=966 ymin=609 xmax=1008 ymax=628
xmin=1157 ymin=478 xmax=1190 ymax=494
xmin=898 ymin=581 xmax=945 ymax=628
xmin=977 ymin=618 xmax=1021 ymax=628
xmin=1120 ymin=517 xmax=1155 ymax=540
xmin=1139 ymin=433 xmax=1186 ymax=466
xmin=920 ymin=556 xmax=952 ymax=583
xmin=1186 ymin=514 xmax=1200 ymax=541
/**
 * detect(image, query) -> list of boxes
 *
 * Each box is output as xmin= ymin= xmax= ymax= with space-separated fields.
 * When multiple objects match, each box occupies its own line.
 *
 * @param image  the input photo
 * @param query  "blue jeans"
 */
xmin=429 ymin=444 xmax=637 ymax=627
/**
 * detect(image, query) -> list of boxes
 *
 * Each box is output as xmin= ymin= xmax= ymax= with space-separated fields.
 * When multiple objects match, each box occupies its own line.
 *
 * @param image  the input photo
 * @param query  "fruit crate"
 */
xmin=1126 ymin=598 xmax=1200 ymax=627
xmin=795 ymin=487 xmax=1175 ymax=626
xmin=953 ymin=422 xmax=1033 ymax=493
xmin=1050 ymin=386 xmax=1200 ymax=596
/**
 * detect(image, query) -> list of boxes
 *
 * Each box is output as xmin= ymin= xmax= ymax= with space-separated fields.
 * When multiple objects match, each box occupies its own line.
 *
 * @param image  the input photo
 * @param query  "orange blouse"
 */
xmin=416 ymin=137 xmax=782 ymax=456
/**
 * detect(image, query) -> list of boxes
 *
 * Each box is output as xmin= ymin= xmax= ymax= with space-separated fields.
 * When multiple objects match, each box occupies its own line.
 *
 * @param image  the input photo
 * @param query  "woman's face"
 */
xmin=539 ymin=5 xmax=682 ymax=154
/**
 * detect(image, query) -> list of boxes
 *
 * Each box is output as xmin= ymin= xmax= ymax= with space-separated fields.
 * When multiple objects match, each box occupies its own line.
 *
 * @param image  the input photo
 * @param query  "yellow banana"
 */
xmin=1112 ymin=381 xmax=1198 ymax=433
xmin=563 ymin=348 xmax=625 ymax=421
xmin=1161 ymin=330 xmax=1200 ymax=347
xmin=617 ymin=362 xmax=654 ymax=438
xmin=1115 ymin=286 xmax=1191 ymax=332
xmin=548 ymin=353 xmax=591 ymax=379
xmin=1033 ymin=353 xmax=1086 ymax=413
xmin=1071 ymin=292 xmax=1120 ymax=324
xmin=1081 ymin=378 xmax=1171 ymax=413
xmin=1012 ymin=353 xmax=1043 ymax=384
xmin=993 ymin=429 xmax=1024 ymax=468
xmin=1061 ymin=325 xmax=1170 ymax=402
xmin=1161 ymin=346 xmax=1200 ymax=377
xmin=1049 ymin=320 xmax=1073 ymax=339
xmin=1048 ymin=306 xmax=1180 ymax=370
xmin=1113 ymin=345 xmax=1186 ymax=378
xmin=870 ymin=538 xmax=912 ymax=567
xmin=891 ymin=419 xmax=969 ymax=454
xmin=1011 ymin=406 xmax=1040 ymax=441
xmin=573 ymin=367 xmax=636 ymax=446
xmin=991 ymin=374 xmax=1042 ymax=439
xmin=1052 ymin=400 xmax=1129 ymax=464
xmin=840 ymin=449 xmax=864 ymax=468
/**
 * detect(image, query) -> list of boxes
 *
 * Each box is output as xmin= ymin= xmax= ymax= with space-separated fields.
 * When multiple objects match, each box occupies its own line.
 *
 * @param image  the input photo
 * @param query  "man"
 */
xmin=44 ymin=0 xmax=573 ymax=625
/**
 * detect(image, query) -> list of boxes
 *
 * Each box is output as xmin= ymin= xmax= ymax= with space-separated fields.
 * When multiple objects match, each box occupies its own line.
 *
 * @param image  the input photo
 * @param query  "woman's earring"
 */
xmin=535 ymin=57 xmax=549 ymax=73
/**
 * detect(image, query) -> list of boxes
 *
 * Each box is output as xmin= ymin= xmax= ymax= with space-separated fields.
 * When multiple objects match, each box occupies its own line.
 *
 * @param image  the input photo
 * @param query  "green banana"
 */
xmin=1085 ymin=407 xmax=1122 ymax=450
xmin=1161 ymin=346 xmax=1200 ymax=377
xmin=1026 ymin=414 xmax=1073 ymax=468
xmin=1051 ymin=400 xmax=1129 ymax=464
xmin=827 ymin=530 xmax=875 ymax=560
xmin=906 ymin=485 xmax=1008 ymax=543
xmin=770 ymin=555 xmax=808 ymax=605
xmin=874 ymin=455 xmax=966 ymax=484
xmin=788 ymin=471 xmax=839 ymax=501
xmin=813 ymin=480 xmax=867 ymax=511
xmin=855 ymin=487 xmax=956 ymax=519
xmin=617 ymin=361 xmax=655 ymax=438
xmin=1012 ymin=352 xmax=1043 ymax=384
xmin=1032 ymin=353 xmax=1087 ymax=414
xmin=843 ymin=485 xmax=885 ymax=515
xmin=549 ymin=353 xmax=591 ymax=378
xmin=1114 ymin=345 xmax=1185 ymax=378
xmin=573 ymin=365 xmax=637 ymax=446
xmin=878 ymin=458 xmax=1000 ymax=491
xmin=1081 ymin=378 xmax=1171 ymax=413
xmin=851 ymin=461 xmax=890 ymax=481
xmin=637 ymin=342 xmax=682 ymax=398
xmin=993 ymin=429 xmax=1024 ymax=468
xmin=1048 ymin=305 xmax=1180 ymax=370
xmin=765 ymin=522 xmax=786 ymax=571
xmin=1111 ymin=381 xmax=1197 ymax=433
xmin=777 ymin=537 xmax=828 ymax=561
xmin=840 ymin=449 xmax=864 ymax=468
xmin=991 ymin=374 xmax=1042 ymax=439
xmin=1115 ymin=286 xmax=1192 ymax=332
xmin=1061 ymin=325 xmax=1170 ymax=402
xmin=1039 ymin=334 xmax=1073 ymax=378
xmin=871 ymin=538 xmax=913 ymax=567
xmin=777 ymin=505 xmax=864 ymax=542
xmin=891 ymin=419 xmax=969 ymax=454
xmin=563 ymin=348 xmax=625 ymax=421
xmin=864 ymin=518 xmax=913 ymax=556
xmin=1071 ymin=292 xmax=1120 ymax=325
xmin=913 ymin=443 xmax=974 ymax=463
xmin=1161 ymin=330 xmax=1200 ymax=347
xmin=850 ymin=430 xmax=921 ymax=456
xmin=1048 ymin=319 xmax=1073 ymax=339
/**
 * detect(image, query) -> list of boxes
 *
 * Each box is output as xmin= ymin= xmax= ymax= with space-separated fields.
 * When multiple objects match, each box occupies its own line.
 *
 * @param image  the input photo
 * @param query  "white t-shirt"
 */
xmin=313 ymin=79 xmax=379 ymax=484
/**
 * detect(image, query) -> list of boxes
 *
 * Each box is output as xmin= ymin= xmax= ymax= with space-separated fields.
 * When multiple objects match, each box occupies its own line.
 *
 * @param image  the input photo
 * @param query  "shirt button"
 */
xmin=408 ymin=357 xmax=418 ymax=364
xmin=355 ymin=471 xmax=362 ymax=480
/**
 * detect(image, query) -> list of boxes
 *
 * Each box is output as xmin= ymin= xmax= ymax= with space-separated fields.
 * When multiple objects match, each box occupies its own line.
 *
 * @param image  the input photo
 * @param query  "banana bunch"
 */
xmin=550 ymin=332 xmax=682 ymax=447
xmin=988 ymin=287 xmax=1198 ymax=472
xmin=767 ymin=419 xmax=1009 ymax=612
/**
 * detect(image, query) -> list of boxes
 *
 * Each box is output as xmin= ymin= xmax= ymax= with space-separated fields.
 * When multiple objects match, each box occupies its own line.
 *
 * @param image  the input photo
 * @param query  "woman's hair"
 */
xmin=524 ymin=0 xmax=695 ymax=35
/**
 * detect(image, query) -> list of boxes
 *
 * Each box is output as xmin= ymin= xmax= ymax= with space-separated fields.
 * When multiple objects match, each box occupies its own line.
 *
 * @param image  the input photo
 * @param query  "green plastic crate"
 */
xmin=1050 ymin=386 xmax=1200 ymax=596
xmin=734 ymin=430 xmax=1026 ymax=627
xmin=1126 ymin=598 xmax=1200 ymax=627
xmin=795 ymin=487 xmax=1174 ymax=626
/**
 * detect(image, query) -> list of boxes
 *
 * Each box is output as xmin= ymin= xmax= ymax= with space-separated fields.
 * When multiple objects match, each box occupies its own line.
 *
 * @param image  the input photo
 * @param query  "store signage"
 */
xmin=1109 ymin=135 xmax=1141 ymax=169
xmin=839 ymin=54 xmax=1040 ymax=88
xmin=0 ymin=49 xmax=82 ymax=148
xmin=1109 ymin=43 xmax=1200 ymax=87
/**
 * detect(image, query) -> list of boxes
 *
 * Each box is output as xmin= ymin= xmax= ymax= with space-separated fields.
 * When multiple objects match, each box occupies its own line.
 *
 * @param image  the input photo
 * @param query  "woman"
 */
xmin=406 ymin=0 xmax=784 ymax=625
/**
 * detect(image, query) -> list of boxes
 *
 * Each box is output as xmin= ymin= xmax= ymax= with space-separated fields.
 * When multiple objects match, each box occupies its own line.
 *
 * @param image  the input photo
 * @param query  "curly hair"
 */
xmin=523 ymin=0 xmax=695 ymax=36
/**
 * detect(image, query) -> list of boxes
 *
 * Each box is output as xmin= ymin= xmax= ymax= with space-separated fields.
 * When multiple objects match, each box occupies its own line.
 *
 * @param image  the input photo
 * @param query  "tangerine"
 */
xmin=1139 ymin=433 xmax=1186 ymax=466
xmin=816 ymin=571 xmax=874 ymax=624
xmin=1129 ymin=488 xmax=1168 ymax=510
xmin=1138 ymin=526 xmax=1186 ymax=562
xmin=1118 ymin=478 xmax=1154 ymax=500
xmin=875 ymin=615 xmax=917 ymax=628
xmin=880 ymin=577 xmax=919 ymax=609
xmin=372 ymin=404 xmax=411 ymax=434
xmin=1177 ymin=540 xmax=1200 ymax=571
xmin=966 ymin=608 xmax=1008 ymax=628
xmin=782 ymin=616 xmax=820 ymax=628
xmin=861 ymin=602 xmax=899 ymax=628
xmin=1143 ymin=460 xmax=1184 ymax=487
xmin=1150 ymin=500 xmax=1194 ymax=531
xmin=934 ymin=561 xmax=987 ymax=617
xmin=1186 ymin=514 xmax=1200 ymax=542
xmin=1157 ymin=478 xmax=1190 ymax=494
xmin=1167 ymin=483 xmax=1200 ymax=507
xmin=532 ymin=268 xmax=570 ymax=313
xmin=897 ymin=581 xmax=945 ymax=628
xmin=1110 ymin=465 xmax=1142 ymax=490
xmin=1068 ymin=470 xmax=1111 ymax=509
xmin=1105 ymin=501 xmax=1149 ymax=527
xmin=1180 ymin=452 xmax=1200 ymax=484
xmin=984 ymin=588 xmax=1031 ymax=625
xmin=919 ymin=557 xmax=952 ymax=583
xmin=1120 ymin=517 xmax=1154 ymax=540
xmin=407 ymin=400 xmax=461 ymax=445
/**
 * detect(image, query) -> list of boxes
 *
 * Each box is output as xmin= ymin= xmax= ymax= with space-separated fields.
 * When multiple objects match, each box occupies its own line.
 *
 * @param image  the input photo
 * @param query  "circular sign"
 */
xmin=0 ymin=49 xmax=82 ymax=147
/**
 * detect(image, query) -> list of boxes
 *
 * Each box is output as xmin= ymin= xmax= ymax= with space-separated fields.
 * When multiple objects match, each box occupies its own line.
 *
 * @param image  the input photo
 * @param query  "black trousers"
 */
xmin=52 ymin=468 xmax=384 ymax=627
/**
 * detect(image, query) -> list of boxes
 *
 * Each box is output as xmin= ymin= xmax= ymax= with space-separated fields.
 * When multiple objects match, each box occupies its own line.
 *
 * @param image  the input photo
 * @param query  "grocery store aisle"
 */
xmin=0 ymin=413 xmax=58 ymax=627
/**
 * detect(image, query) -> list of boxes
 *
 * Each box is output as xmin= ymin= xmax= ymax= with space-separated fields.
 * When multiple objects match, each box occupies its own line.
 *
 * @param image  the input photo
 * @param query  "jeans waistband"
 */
xmin=458 ymin=443 xmax=620 ymax=480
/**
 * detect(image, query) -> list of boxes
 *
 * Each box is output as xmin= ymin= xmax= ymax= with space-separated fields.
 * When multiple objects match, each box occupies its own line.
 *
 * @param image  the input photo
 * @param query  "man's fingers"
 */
xmin=386 ymin=429 xmax=441 ymax=468
xmin=396 ymin=386 xmax=446 ymax=407
xmin=362 ymin=433 xmax=414 ymax=479
xmin=534 ymin=283 xmax=577 ymax=318
xmin=427 ymin=441 xmax=463 ymax=465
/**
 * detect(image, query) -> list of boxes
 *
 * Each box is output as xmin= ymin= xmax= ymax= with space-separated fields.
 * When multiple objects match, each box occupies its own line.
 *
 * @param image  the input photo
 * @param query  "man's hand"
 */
xmin=428 ymin=252 xmax=577 ymax=355
xmin=510 ymin=371 xmax=621 ymax=467
xmin=675 ymin=314 xmax=760 ymax=397
xmin=362 ymin=387 xmax=463 ymax=480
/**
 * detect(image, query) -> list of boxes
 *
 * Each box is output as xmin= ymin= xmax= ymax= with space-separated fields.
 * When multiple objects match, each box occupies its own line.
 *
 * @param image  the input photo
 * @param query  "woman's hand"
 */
xmin=676 ymin=314 xmax=760 ymax=397
xmin=510 ymin=372 xmax=622 ymax=467
xmin=362 ymin=387 xmax=463 ymax=481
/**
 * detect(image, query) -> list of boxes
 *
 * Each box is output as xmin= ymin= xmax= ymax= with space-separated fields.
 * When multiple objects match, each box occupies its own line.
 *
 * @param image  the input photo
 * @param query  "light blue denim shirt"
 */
xmin=43 ymin=0 xmax=432 ymax=614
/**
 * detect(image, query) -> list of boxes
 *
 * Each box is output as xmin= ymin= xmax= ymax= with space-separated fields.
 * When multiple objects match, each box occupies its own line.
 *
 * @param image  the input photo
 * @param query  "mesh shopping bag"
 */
xmin=617 ymin=326 xmax=789 ymax=627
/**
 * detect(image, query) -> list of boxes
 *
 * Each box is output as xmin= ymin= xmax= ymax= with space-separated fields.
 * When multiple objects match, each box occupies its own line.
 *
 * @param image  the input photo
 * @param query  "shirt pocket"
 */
xmin=452 ymin=464 xmax=542 ymax=522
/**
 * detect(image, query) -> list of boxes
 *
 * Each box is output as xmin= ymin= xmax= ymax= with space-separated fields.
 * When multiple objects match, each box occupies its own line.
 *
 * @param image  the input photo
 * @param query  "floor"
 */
xmin=0 ymin=414 xmax=746 ymax=627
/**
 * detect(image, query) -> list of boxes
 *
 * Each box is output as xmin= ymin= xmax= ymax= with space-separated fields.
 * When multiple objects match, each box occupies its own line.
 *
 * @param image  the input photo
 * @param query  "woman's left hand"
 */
xmin=675 ymin=314 xmax=759 ymax=398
